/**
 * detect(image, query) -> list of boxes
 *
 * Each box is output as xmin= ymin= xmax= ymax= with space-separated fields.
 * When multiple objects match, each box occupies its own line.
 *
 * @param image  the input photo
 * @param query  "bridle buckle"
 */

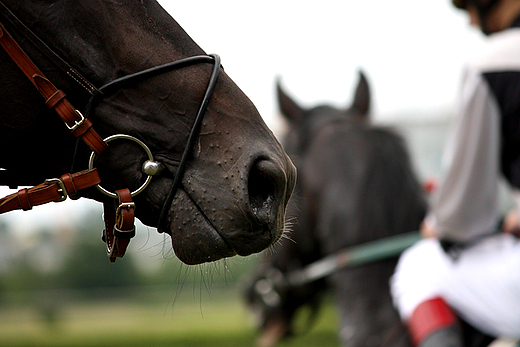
xmin=44 ymin=178 xmax=68 ymax=202
xmin=65 ymin=109 xmax=86 ymax=132
xmin=116 ymin=202 xmax=136 ymax=216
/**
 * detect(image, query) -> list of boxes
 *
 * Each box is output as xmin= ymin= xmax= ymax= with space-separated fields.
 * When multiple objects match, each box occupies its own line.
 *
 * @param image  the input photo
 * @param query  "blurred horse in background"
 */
xmin=244 ymin=72 xmax=427 ymax=346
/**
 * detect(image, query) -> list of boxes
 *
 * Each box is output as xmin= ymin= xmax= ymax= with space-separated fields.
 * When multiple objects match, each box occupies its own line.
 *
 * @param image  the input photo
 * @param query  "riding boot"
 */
xmin=419 ymin=325 xmax=462 ymax=347
xmin=407 ymin=296 xmax=463 ymax=347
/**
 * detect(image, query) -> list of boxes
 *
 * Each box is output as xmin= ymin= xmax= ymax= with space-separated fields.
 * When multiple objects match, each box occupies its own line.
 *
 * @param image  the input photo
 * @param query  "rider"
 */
xmin=390 ymin=0 xmax=520 ymax=346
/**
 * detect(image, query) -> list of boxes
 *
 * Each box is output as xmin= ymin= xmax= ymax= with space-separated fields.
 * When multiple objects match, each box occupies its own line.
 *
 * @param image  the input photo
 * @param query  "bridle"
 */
xmin=0 ymin=2 xmax=221 ymax=261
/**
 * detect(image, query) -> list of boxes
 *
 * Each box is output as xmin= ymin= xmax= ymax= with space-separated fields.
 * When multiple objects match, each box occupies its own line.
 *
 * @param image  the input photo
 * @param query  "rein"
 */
xmin=254 ymin=232 xmax=421 ymax=306
xmin=287 ymin=231 xmax=421 ymax=286
xmin=0 ymin=3 xmax=221 ymax=261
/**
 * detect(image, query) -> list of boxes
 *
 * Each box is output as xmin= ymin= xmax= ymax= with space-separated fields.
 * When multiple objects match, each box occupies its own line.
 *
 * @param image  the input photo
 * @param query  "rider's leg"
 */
xmin=390 ymin=239 xmax=462 ymax=346
xmin=391 ymin=235 xmax=520 ymax=342
xmin=408 ymin=296 xmax=462 ymax=347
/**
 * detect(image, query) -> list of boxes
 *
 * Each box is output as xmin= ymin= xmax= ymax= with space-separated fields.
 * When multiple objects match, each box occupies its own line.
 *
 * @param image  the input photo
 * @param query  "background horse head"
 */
xmin=244 ymin=71 xmax=427 ymax=346
xmin=0 ymin=0 xmax=296 ymax=265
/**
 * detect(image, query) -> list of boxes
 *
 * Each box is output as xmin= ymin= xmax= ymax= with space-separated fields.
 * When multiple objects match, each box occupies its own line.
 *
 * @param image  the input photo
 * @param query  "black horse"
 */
xmin=0 ymin=0 xmax=296 ymax=265
xmin=244 ymin=72 xmax=428 ymax=346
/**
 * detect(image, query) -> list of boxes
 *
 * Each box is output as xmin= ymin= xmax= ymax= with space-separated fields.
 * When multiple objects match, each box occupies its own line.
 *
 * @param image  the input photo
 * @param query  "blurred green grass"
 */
xmin=0 ymin=285 xmax=338 ymax=347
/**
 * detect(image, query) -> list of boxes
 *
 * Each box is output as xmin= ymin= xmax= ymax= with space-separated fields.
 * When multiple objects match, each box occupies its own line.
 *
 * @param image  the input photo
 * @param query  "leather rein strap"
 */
xmin=102 ymin=189 xmax=136 ymax=260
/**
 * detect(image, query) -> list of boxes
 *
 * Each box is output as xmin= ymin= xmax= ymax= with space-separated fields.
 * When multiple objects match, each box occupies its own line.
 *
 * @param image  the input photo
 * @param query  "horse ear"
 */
xmin=350 ymin=70 xmax=370 ymax=117
xmin=277 ymin=77 xmax=304 ymax=122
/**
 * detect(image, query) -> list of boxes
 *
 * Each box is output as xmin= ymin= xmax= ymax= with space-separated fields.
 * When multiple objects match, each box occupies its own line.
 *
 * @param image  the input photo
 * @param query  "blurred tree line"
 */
xmin=0 ymin=207 xmax=256 ymax=302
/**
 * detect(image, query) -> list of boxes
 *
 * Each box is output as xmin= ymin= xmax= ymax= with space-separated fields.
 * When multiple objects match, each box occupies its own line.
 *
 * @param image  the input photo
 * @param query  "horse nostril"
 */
xmin=248 ymin=159 xmax=281 ymax=222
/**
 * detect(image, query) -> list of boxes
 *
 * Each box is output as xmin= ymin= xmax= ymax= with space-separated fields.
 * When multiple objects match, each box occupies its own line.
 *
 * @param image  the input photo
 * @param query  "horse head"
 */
xmin=278 ymin=71 xmax=370 ymax=160
xmin=0 ymin=0 xmax=296 ymax=265
xmin=243 ymin=73 xmax=371 ymax=346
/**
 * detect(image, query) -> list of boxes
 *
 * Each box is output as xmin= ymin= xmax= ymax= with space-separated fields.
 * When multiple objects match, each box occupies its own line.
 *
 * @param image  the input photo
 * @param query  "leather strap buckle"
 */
xmin=44 ymin=178 xmax=68 ymax=202
xmin=65 ymin=109 xmax=86 ymax=132
xmin=102 ymin=188 xmax=136 ymax=262
xmin=116 ymin=202 xmax=136 ymax=216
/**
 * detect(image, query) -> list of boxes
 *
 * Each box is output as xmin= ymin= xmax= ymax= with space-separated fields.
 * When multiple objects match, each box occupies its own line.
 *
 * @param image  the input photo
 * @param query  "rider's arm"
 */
xmin=429 ymin=66 xmax=502 ymax=243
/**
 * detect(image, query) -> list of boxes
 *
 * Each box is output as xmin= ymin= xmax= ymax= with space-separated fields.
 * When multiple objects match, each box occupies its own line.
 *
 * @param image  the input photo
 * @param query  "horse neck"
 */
xmin=3 ymin=0 xmax=204 ymax=85
xmin=333 ymin=262 xmax=407 ymax=346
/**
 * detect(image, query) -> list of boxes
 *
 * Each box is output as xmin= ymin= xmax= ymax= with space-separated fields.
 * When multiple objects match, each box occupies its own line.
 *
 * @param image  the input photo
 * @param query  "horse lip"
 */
xmin=167 ymin=189 xmax=236 ymax=265
xmin=166 ymin=186 xmax=280 ymax=263
xmin=231 ymin=222 xmax=277 ymax=257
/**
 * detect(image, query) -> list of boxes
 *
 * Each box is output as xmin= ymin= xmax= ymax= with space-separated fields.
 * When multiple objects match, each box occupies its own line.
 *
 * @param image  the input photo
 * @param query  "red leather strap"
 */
xmin=102 ymin=188 xmax=135 ymax=262
xmin=0 ymin=169 xmax=101 ymax=214
xmin=407 ymin=297 xmax=458 ymax=346
xmin=0 ymin=22 xmax=107 ymax=155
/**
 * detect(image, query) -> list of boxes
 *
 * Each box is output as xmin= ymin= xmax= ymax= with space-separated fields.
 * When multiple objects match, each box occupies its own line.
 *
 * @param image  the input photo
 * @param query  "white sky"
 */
xmin=1 ymin=0 xmax=485 ymax=234
xmin=160 ymin=0 xmax=485 ymax=129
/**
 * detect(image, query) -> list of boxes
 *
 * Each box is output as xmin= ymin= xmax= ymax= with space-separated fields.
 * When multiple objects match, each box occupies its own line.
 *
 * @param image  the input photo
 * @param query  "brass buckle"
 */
xmin=44 ymin=178 xmax=68 ymax=202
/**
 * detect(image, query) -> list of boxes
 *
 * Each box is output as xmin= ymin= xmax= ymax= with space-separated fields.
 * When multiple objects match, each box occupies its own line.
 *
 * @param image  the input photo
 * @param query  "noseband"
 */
xmin=0 ymin=2 xmax=221 ymax=260
xmin=85 ymin=54 xmax=222 ymax=234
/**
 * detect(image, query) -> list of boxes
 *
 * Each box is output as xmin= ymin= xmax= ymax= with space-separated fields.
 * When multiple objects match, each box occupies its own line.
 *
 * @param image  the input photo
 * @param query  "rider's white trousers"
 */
xmin=390 ymin=234 xmax=520 ymax=339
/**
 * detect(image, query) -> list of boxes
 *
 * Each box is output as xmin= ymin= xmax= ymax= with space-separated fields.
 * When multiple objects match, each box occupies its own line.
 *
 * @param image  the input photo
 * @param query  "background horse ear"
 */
xmin=277 ymin=77 xmax=305 ymax=122
xmin=349 ymin=70 xmax=370 ymax=117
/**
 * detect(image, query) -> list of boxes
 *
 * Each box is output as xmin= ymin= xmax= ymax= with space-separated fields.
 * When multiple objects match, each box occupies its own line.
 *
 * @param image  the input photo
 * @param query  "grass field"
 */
xmin=0 ymin=285 xmax=339 ymax=347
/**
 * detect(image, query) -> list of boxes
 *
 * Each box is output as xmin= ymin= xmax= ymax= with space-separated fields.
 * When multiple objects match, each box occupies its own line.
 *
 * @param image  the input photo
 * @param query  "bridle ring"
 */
xmin=88 ymin=134 xmax=154 ymax=198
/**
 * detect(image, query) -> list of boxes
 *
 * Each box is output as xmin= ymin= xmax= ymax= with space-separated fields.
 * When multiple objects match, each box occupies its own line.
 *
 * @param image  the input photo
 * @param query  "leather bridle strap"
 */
xmin=0 ymin=169 xmax=101 ymax=213
xmin=84 ymin=53 xmax=223 ymax=234
xmin=102 ymin=188 xmax=136 ymax=262
xmin=0 ymin=22 xmax=107 ymax=155
xmin=155 ymin=54 xmax=222 ymax=233
xmin=0 ymin=1 xmax=99 ymax=96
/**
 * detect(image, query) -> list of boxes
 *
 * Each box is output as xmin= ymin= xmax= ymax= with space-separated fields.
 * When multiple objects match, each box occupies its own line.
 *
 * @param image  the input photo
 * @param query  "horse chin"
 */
xmin=136 ymin=176 xmax=286 ymax=265
xmin=167 ymin=189 xmax=236 ymax=265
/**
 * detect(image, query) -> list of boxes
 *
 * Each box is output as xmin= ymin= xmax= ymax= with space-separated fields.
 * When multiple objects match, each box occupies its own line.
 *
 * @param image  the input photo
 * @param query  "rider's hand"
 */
xmin=420 ymin=216 xmax=438 ymax=238
xmin=502 ymin=209 xmax=520 ymax=236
